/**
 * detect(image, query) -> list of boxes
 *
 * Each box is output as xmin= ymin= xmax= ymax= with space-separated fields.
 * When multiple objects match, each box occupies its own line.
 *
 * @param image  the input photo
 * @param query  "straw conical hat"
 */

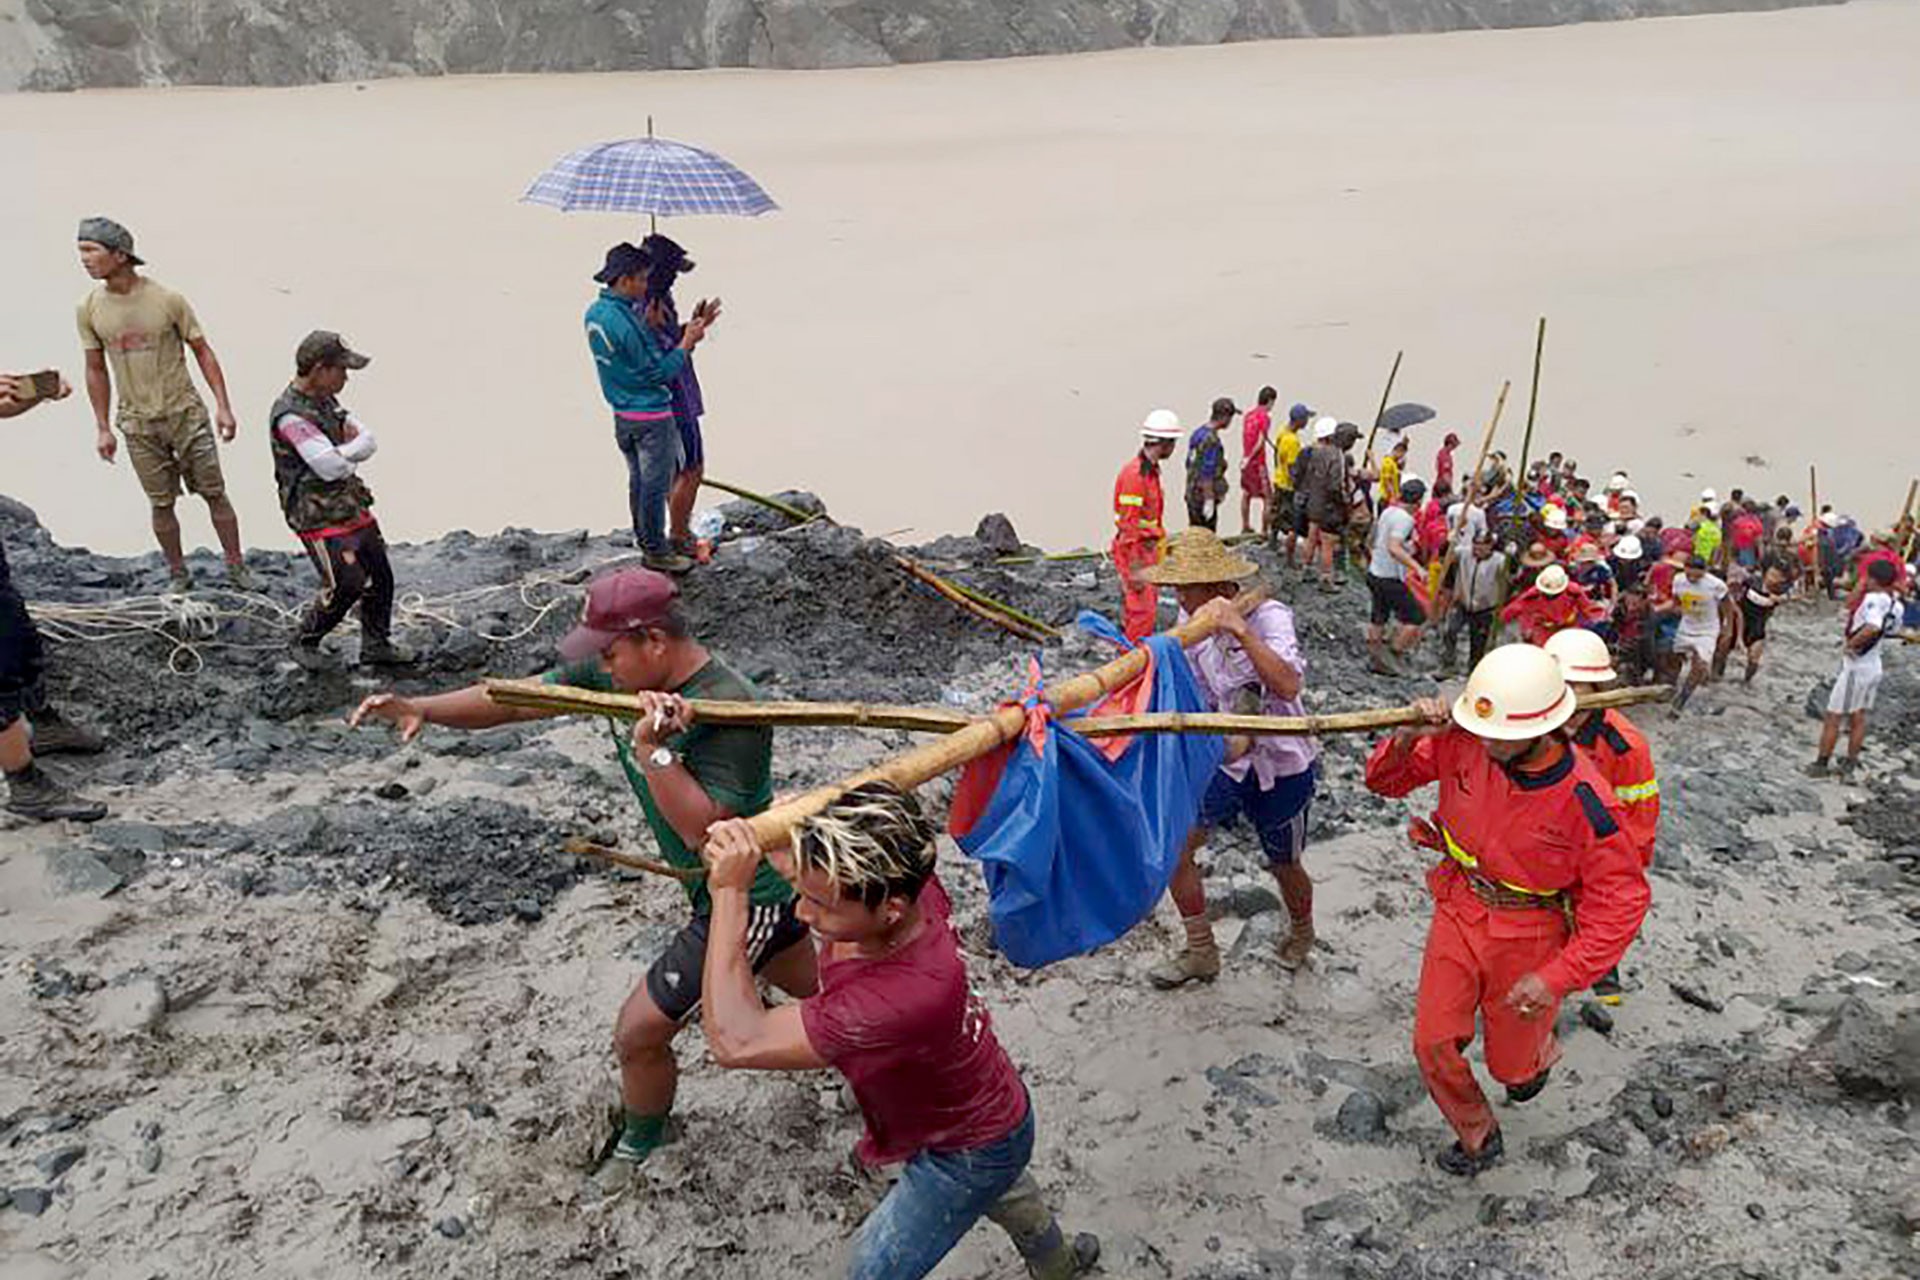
xmin=1139 ymin=529 xmax=1258 ymax=585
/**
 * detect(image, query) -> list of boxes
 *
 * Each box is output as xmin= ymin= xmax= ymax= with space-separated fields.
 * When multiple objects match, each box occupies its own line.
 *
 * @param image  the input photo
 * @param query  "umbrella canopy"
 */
xmin=522 ymin=135 xmax=778 ymax=218
xmin=1377 ymin=402 xmax=1437 ymax=434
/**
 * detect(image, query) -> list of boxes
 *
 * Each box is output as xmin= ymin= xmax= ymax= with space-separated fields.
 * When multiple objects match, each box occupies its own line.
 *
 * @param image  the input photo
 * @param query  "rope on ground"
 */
xmin=25 ymin=550 xmax=654 ymax=676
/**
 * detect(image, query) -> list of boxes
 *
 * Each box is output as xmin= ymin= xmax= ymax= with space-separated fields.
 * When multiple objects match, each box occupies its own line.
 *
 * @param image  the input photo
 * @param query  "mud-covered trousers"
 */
xmin=847 ymin=1102 xmax=1066 ymax=1280
xmin=1413 ymin=899 xmax=1568 ymax=1152
xmin=298 ymin=522 xmax=395 ymax=645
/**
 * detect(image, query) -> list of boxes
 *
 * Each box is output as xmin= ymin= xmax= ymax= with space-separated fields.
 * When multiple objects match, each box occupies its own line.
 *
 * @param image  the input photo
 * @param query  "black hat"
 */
xmin=593 ymin=242 xmax=650 ymax=285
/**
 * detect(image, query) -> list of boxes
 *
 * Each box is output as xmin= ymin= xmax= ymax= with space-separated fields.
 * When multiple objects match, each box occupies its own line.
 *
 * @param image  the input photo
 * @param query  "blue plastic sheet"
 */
xmin=952 ymin=629 xmax=1223 ymax=968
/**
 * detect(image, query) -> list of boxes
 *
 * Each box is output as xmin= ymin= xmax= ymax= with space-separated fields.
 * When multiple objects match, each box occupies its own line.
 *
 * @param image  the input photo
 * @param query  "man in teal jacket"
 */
xmin=586 ymin=242 xmax=715 ymax=574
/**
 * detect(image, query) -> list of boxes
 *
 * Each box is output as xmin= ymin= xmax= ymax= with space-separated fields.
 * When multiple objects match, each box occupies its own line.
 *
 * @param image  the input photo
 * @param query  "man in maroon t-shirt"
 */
xmin=700 ymin=783 xmax=1098 ymax=1280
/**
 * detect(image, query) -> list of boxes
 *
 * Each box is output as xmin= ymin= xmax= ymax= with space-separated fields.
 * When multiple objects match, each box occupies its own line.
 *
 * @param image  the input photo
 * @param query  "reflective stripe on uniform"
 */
xmin=1116 ymin=494 xmax=1146 ymax=507
xmin=1615 ymin=778 xmax=1660 ymax=804
xmin=1440 ymin=824 xmax=1558 ymax=898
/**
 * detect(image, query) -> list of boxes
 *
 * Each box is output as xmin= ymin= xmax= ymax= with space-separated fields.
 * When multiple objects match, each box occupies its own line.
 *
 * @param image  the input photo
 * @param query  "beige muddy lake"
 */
xmin=3 ymin=0 xmax=1916 ymax=555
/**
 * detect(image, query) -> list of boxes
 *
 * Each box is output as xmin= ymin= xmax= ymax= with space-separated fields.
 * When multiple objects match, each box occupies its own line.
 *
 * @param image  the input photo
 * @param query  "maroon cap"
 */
xmin=557 ymin=569 xmax=679 ymax=662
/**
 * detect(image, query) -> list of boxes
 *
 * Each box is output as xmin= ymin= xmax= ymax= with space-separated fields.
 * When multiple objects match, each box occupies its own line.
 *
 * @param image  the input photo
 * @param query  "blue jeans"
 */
xmin=848 ymin=1103 xmax=1037 ymax=1280
xmin=613 ymin=415 xmax=682 ymax=556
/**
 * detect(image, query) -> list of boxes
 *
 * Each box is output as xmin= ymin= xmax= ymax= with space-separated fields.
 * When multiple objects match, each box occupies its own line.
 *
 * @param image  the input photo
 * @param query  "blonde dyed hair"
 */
xmin=793 ymin=781 xmax=939 ymax=908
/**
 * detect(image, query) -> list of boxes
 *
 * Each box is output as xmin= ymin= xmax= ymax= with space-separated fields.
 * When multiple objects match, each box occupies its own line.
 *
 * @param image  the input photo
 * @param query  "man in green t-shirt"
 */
xmin=350 ymin=568 xmax=815 ymax=1167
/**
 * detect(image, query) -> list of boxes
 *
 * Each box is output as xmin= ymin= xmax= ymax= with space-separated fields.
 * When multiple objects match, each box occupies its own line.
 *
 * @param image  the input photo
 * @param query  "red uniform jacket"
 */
xmin=1501 ymin=582 xmax=1605 ymax=646
xmin=1569 ymin=710 xmax=1659 ymax=867
xmin=1364 ymin=726 xmax=1650 ymax=997
xmin=1112 ymin=455 xmax=1165 ymax=552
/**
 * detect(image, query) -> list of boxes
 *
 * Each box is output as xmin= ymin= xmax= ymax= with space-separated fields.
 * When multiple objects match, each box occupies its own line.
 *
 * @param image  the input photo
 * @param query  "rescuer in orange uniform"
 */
xmin=1112 ymin=409 xmax=1182 ymax=642
xmin=1500 ymin=563 xmax=1606 ymax=646
xmin=1544 ymin=627 xmax=1659 ymax=1005
xmin=1364 ymin=643 xmax=1650 ymax=1176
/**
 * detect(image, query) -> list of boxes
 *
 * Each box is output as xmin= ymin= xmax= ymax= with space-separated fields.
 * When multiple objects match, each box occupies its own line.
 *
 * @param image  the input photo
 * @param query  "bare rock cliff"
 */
xmin=0 ymin=0 xmax=1842 ymax=90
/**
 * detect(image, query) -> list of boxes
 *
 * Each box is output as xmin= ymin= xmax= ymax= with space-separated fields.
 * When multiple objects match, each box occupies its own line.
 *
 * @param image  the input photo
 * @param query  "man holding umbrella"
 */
xmin=585 ymin=242 xmax=717 ymax=575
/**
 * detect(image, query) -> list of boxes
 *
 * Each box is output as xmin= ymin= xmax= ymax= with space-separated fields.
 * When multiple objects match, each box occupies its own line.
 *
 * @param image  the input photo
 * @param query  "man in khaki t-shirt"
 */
xmin=75 ymin=216 xmax=250 ymax=591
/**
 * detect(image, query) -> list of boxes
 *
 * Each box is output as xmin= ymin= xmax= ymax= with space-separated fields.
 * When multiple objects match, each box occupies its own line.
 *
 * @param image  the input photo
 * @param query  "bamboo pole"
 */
xmin=994 ymin=550 xmax=1105 ymax=566
xmin=1361 ymin=349 xmax=1405 ymax=464
xmin=915 ymin=563 xmax=1063 ymax=639
xmin=1435 ymin=380 xmax=1513 ymax=596
xmin=892 ymin=556 xmax=1053 ymax=643
xmin=564 ymin=836 xmax=706 ymax=882
xmin=485 ymin=679 xmax=976 ymax=734
xmin=1076 ymin=684 xmax=1670 ymax=738
xmin=742 ymin=590 xmax=1266 ymax=850
xmin=699 ymin=478 xmax=819 ymax=524
xmin=1896 ymin=478 xmax=1917 ymax=560
xmin=1514 ymin=317 xmax=1547 ymax=486
xmin=1806 ymin=464 xmax=1821 ymax=593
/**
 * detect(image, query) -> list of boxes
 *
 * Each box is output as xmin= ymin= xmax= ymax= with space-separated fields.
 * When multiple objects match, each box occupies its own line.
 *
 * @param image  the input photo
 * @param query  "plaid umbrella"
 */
xmin=522 ymin=134 xmax=778 ymax=219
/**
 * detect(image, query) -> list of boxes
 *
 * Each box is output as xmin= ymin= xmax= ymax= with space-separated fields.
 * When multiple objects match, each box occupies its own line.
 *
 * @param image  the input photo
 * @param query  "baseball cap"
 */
xmin=76 ymin=216 xmax=144 ymax=266
xmin=295 ymin=330 xmax=371 ymax=375
xmin=593 ymin=241 xmax=650 ymax=284
xmin=1211 ymin=397 xmax=1240 ymax=419
xmin=557 ymin=569 xmax=680 ymax=662
xmin=1289 ymin=403 xmax=1312 ymax=424
xmin=1699 ymin=487 xmax=1717 ymax=504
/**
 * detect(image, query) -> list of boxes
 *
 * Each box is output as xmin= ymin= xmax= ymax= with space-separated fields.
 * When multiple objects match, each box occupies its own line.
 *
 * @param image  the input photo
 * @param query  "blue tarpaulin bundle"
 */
xmin=949 ymin=621 xmax=1223 ymax=968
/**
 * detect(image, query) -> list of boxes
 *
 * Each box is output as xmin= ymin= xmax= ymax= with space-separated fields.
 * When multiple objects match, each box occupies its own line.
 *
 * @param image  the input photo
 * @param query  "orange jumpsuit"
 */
xmin=1569 ymin=710 xmax=1659 ymax=866
xmin=1111 ymin=453 xmax=1167 ymax=642
xmin=1365 ymin=728 xmax=1650 ymax=1152
xmin=1500 ymin=581 xmax=1606 ymax=646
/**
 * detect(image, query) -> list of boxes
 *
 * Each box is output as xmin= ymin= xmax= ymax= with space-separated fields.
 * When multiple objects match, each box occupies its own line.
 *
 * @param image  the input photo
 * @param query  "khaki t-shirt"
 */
xmin=76 ymin=277 xmax=207 ymax=430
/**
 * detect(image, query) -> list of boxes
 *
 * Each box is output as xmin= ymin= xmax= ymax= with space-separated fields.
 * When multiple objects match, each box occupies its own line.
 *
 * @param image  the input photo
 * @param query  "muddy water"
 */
xmin=2 ymin=0 xmax=1916 ymax=556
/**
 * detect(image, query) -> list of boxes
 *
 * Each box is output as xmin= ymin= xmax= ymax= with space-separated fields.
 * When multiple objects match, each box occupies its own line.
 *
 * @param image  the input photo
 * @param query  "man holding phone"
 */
xmin=1 ymin=370 xmax=110 ymax=822
xmin=75 ymin=217 xmax=251 ymax=593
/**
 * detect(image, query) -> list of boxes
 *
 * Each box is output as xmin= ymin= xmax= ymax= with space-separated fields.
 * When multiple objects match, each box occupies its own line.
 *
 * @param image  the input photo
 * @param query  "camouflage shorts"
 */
xmin=122 ymin=405 xmax=225 ymax=509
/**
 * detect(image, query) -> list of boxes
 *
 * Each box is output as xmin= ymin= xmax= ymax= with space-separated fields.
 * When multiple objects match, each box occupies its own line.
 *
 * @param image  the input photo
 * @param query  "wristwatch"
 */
xmin=641 ymin=746 xmax=676 ymax=772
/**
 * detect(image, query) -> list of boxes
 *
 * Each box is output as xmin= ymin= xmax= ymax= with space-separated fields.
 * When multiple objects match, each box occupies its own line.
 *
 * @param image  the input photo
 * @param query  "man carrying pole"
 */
xmin=1134 ymin=533 xmax=1320 ymax=987
xmin=701 ymin=783 xmax=1098 ymax=1280
xmin=1364 ymin=644 xmax=1649 ymax=1175
xmin=1112 ymin=409 xmax=1182 ymax=642
xmin=347 ymin=568 xmax=815 ymax=1167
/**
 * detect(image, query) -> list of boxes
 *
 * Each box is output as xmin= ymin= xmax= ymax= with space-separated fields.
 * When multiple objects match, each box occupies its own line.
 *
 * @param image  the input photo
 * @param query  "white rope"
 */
xmin=24 ymin=550 xmax=653 ymax=677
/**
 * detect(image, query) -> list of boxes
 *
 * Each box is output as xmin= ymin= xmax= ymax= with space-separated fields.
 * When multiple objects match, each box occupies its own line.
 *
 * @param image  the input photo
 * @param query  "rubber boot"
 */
xmin=1148 ymin=914 xmax=1220 ymax=989
xmin=985 ymin=1172 xmax=1100 ymax=1279
xmin=29 ymin=707 xmax=105 ymax=756
xmin=5 ymin=764 xmax=108 ymax=823
xmin=1274 ymin=865 xmax=1316 ymax=971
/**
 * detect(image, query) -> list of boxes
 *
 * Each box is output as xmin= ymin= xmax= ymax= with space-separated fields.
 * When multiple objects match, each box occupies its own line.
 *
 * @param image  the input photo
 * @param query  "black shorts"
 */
xmin=0 ymin=575 xmax=48 ymax=730
xmin=1368 ymin=573 xmax=1423 ymax=626
xmin=645 ymin=898 xmax=811 ymax=1023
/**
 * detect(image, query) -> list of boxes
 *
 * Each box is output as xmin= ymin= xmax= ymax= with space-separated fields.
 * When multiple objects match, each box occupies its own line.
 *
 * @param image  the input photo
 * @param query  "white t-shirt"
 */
xmin=1674 ymin=573 xmax=1727 ymax=638
xmin=1447 ymin=501 xmax=1488 ymax=554
xmin=1842 ymin=590 xmax=1897 ymax=672
xmin=1370 ymin=506 xmax=1417 ymax=578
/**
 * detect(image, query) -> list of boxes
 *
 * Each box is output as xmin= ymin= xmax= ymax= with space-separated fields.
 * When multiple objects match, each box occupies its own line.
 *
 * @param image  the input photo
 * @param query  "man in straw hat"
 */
xmin=1544 ymin=628 xmax=1659 ymax=1005
xmin=1500 ymin=563 xmax=1603 ymax=648
xmin=1135 ymin=531 xmax=1320 ymax=985
xmin=700 ymin=782 xmax=1100 ymax=1280
xmin=348 ymin=568 xmax=816 ymax=1169
xmin=1112 ymin=409 xmax=1182 ymax=642
xmin=1365 ymin=644 xmax=1650 ymax=1175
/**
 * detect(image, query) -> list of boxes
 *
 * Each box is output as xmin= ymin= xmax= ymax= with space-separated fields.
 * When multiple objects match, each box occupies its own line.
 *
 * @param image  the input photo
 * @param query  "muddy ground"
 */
xmin=2 ymin=493 xmax=1917 ymax=1280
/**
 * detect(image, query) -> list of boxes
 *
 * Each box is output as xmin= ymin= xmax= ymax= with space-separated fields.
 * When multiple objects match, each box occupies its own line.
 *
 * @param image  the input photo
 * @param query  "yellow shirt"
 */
xmin=1378 ymin=454 xmax=1402 ymax=504
xmin=1272 ymin=429 xmax=1302 ymax=490
xmin=76 ymin=276 xmax=207 ymax=430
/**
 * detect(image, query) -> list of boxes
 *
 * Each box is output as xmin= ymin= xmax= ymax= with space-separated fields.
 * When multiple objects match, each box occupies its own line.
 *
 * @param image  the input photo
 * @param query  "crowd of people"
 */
xmin=4 ymin=215 xmax=1916 ymax=1276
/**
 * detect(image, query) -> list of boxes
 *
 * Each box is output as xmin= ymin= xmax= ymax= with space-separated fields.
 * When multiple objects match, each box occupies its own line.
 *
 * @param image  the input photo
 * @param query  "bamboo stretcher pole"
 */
xmin=1076 ymin=684 xmax=1670 ymax=738
xmin=698 ymin=478 xmax=819 ymax=524
xmin=891 ymin=556 xmax=1054 ymax=643
xmin=894 ymin=554 xmax=1062 ymax=639
xmin=1435 ymin=380 xmax=1512 ymax=596
xmin=1513 ymin=317 xmax=1547 ymax=486
xmin=485 ymin=679 xmax=977 ymax=734
xmin=564 ymin=836 xmax=706 ymax=882
xmin=1361 ymin=349 xmax=1405 ymax=464
xmin=1896 ymin=478 xmax=1918 ymax=560
xmin=1805 ymin=464 xmax=1822 ymax=592
xmin=741 ymin=590 xmax=1267 ymax=850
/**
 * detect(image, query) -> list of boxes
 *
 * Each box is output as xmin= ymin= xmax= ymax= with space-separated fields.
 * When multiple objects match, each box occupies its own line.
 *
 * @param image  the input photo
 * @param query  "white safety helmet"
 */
xmin=1820 ymin=511 xmax=1840 ymax=529
xmin=1140 ymin=408 xmax=1183 ymax=441
xmin=1312 ymin=415 xmax=1340 ymax=442
xmin=1606 ymin=472 xmax=1629 ymax=493
xmin=1451 ymin=643 xmax=1576 ymax=742
xmin=1543 ymin=627 xmax=1618 ymax=686
xmin=1700 ymin=487 xmax=1717 ymax=505
xmin=1535 ymin=564 xmax=1570 ymax=596
xmin=1542 ymin=504 xmax=1568 ymax=531
xmin=1612 ymin=534 xmax=1644 ymax=562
